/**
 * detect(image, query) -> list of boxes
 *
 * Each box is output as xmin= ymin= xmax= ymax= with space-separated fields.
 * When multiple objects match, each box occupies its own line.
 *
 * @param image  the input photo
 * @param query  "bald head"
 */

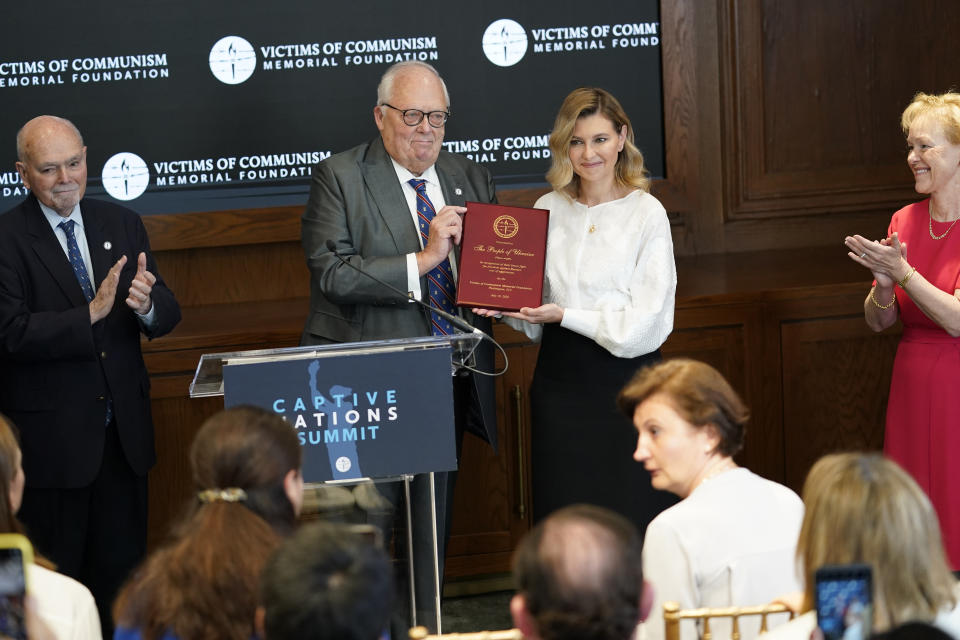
xmin=17 ymin=116 xmax=84 ymax=163
xmin=538 ymin=515 xmax=624 ymax=596
xmin=512 ymin=505 xmax=646 ymax=640
xmin=15 ymin=116 xmax=87 ymax=216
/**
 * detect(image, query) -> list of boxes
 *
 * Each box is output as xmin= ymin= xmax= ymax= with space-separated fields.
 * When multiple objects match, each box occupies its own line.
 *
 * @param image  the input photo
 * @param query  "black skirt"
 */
xmin=529 ymin=323 xmax=678 ymax=534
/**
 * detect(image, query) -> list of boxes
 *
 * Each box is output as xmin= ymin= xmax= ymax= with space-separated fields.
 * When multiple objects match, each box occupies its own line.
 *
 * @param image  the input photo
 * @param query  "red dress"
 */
xmin=884 ymin=199 xmax=960 ymax=570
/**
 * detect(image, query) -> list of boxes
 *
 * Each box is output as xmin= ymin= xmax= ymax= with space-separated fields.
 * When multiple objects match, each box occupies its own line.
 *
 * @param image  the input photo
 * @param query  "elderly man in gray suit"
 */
xmin=300 ymin=60 xmax=497 ymax=629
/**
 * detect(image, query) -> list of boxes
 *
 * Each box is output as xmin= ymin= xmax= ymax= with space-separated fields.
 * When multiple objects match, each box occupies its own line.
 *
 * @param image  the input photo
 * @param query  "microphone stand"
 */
xmin=324 ymin=240 xmax=507 ymax=377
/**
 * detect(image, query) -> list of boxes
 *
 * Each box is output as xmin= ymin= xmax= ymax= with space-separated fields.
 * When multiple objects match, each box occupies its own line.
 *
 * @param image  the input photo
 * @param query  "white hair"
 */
xmin=376 ymin=61 xmax=450 ymax=108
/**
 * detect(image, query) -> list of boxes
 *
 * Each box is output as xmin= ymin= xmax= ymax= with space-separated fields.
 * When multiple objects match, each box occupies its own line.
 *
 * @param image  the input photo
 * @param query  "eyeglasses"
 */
xmin=381 ymin=103 xmax=450 ymax=128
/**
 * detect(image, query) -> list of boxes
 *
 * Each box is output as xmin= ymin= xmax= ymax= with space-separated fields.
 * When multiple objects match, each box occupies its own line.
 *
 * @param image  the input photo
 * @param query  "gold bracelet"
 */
xmin=898 ymin=266 xmax=917 ymax=289
xmin=870 ymin=287 xmax=896 ymax=310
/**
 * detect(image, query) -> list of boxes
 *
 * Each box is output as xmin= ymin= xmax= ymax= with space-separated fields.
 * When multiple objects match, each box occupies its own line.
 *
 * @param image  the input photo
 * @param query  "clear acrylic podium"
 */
xmin=189 ymin=333 xmax=483 ymax=633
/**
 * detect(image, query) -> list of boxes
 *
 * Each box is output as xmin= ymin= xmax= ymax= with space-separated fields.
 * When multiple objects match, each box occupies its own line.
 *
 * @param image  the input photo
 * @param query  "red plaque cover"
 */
xmin=456 ymin=201 xmax=549 ymax=311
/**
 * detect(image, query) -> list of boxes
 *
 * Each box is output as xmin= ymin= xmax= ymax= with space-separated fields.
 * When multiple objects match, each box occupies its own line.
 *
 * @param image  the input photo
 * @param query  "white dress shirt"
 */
xmin=40 ymin=202 xmax=95 ymax=283
xmin=389 ymin=159 xmax=457 ymax=301
xmin=40 ymin=201 xmax=156 ymax=325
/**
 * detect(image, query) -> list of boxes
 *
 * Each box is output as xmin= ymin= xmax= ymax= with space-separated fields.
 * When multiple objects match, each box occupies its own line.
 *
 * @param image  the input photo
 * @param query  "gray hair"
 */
xmin=16 ymin=116 xmax=84 ymax=162
xmin=376 ymin=61 xmax=450 ymax=109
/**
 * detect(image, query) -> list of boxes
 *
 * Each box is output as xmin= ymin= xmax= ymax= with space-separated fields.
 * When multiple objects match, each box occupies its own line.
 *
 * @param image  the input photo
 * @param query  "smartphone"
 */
xmin=815 ymin=564 xmax=873 ymax=640
xmin=0 ymin=534 xmax=32 ymax=640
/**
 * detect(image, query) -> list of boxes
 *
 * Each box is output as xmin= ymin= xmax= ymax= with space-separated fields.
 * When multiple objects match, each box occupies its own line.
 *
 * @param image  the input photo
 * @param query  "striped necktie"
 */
xmin=58 ymin=219 xmax=113 ymax=425
xmin=58 ymin=219 xmax=95 ymax=302
xmin=409 ymin=179 xmax=457 ymax=335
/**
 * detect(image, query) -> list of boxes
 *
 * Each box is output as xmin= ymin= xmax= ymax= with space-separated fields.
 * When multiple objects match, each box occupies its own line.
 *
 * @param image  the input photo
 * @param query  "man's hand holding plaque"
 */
xmin=456 ymin=201 xmax=549 ymax=311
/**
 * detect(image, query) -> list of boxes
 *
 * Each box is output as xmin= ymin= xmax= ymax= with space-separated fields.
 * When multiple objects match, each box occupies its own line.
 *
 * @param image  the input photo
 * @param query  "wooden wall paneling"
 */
xmin=152 ymin=241 xmax=308 ymax=307
xmin=142 ymin=207 xmax=302 ymax=251
xmin=779 ymin=315 xmax=899 ymax=492
xmin=146 ymin=394 xmax=222 ymax=548
xmin=664 ymin=302 xmax=778 ymax=479
xmin=716 ymin=0 xmax=960 ymax=252
xmin=721 ymin=0 xmax=920 ymax=217
xmin=446 ymin=326 xmax=537 ymax=578
xmin=722 ymin=210 xmax=894 ymax=254
xmin=659 ymin=0 xmax=724 ymax=254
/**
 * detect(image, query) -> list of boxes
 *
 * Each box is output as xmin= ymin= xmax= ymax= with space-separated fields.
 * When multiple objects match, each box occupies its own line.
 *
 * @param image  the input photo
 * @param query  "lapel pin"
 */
xmin=103 ymin=241 xmax=112 ymax=250
xmin=455 ymin=188 xmax=463 ymax=196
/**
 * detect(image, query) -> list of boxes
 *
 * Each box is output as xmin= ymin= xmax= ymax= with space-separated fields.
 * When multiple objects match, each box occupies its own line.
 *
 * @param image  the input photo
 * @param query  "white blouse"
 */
xmin=640 ymin=468 xmax=804 ymax=640
xmin=508 ymin=189 xmax=676 ymax=358
xmin=30 ymin=563 xmax=101 ymax=639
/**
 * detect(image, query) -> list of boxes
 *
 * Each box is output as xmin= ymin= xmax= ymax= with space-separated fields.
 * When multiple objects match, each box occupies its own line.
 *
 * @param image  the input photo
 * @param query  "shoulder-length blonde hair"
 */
xmin=545 ymin=87 xmax=649 ymax=198
xmin=797 ymin=453 xmax=956 ymax=631
xmin=901 ymin=91 xmax=960 ymax=144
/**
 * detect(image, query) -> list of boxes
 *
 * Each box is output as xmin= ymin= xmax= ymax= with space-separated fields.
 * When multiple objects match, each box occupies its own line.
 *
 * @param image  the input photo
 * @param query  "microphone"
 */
xmin=324 ymin=239 xmax=488 ymax=337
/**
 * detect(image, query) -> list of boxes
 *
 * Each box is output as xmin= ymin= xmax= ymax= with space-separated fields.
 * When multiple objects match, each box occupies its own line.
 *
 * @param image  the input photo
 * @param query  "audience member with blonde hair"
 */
xmin=617 ymin=359 xmax=803 ymax=640
xmin=0 ymin=412 xmax=100 ymax=639
xmin=761 ymin=453 xmax=960 ymax=640
xmin=113 ymin=406 xmax=303 ymax=640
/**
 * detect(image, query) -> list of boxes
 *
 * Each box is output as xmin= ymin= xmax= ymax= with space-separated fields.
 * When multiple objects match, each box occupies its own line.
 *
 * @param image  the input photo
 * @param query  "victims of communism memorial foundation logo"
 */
xmin=493 ymin=214 xmax=519 ymax=239
xmin=482 ymin=19 xmax=528 ymax=67
xmin=101 ymin=153 xmax=149 ymax=201
xmin=209 ymin=36 xmax=257 ymax=84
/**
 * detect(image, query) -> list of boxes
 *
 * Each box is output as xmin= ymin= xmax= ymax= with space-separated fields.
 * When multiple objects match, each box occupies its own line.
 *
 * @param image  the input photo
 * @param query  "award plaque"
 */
xmin=456 ymin=201 xmax=549 ymax=311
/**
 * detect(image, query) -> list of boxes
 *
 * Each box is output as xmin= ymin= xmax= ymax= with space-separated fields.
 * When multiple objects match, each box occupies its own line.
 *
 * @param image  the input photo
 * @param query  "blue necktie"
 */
xmin=58 ymin=219 xmax=113 ymax=425
xmin=409 ymin=179 xmax=457 ymax=335
xmin=58 ymin=220 xmax=95 ymax=302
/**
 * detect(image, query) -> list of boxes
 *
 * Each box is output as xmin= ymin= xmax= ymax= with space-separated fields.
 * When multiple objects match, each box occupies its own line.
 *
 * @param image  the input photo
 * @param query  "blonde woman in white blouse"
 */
xmin=479 ymin=87 xmax=678 ymax=531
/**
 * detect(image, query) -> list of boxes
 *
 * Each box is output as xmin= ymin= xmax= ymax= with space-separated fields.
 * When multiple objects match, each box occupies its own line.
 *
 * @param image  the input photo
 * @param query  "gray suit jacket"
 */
xmin=301 ymin=136 xmax=497 ymax=447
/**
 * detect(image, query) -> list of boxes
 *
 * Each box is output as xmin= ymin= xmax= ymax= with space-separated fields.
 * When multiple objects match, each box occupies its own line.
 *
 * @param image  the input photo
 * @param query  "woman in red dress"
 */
xmin=845 ymin=91 xmax=960 ymax=570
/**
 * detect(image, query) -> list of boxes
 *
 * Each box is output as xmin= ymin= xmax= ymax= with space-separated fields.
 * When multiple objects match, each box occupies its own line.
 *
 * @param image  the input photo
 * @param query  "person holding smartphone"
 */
xmin=760 ymin=453 xmax=960 ymax=640
xmin=0 ymin=413 xmax=100 ymax=639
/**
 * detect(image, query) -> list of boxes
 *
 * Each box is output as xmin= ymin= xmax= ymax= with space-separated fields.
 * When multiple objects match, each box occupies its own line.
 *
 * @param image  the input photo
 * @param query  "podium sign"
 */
xmin=222 ymin=346 xmax=456 ymax=483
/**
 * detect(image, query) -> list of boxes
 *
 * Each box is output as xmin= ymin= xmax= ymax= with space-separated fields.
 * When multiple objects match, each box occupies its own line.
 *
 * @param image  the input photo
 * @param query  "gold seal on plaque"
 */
xmin=493 ymin=214 xmax=519 ymax=239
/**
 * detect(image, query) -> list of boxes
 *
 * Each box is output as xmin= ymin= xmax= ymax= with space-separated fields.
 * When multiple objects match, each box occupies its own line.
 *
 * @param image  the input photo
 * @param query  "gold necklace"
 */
xmin=929 ymin=202 xmax=960 ymax=240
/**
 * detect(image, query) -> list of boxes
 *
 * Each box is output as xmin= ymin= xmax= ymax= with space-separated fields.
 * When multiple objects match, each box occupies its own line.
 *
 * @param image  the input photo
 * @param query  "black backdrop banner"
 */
xmin=0 ymin=1 xmax=662 ymax=215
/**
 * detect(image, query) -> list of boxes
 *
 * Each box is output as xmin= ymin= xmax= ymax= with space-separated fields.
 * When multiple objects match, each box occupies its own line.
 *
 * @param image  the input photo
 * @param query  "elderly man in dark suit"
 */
xmin=0 ymin=115 xmax=180 ymax=633
xmin=301 ymin=60 xmax=496 ymax=628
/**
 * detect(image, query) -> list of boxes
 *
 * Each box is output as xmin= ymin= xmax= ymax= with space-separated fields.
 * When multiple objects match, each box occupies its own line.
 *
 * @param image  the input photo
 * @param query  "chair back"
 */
xmin=409 ymin=627 xmax=523 ymax=640
xmin=663 ymin=601 xmax=794 ymax=640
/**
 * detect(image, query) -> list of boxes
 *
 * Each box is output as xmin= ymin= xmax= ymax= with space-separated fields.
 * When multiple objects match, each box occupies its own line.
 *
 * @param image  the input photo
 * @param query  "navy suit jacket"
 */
xmin=0 ymin=194 xmax=180 ymax=488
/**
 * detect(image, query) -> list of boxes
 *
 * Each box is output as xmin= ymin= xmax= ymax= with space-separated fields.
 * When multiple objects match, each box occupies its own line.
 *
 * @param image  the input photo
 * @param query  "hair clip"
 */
xmin=197 ymin=487 xmax=247 ymax=503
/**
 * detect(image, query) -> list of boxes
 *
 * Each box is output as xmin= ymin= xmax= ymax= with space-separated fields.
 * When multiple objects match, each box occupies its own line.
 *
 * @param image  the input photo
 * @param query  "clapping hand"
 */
xmin=844 ymin=232 xmax=908 ymax=288
xmin=125 ymin=252 xmax=156 ymax=315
